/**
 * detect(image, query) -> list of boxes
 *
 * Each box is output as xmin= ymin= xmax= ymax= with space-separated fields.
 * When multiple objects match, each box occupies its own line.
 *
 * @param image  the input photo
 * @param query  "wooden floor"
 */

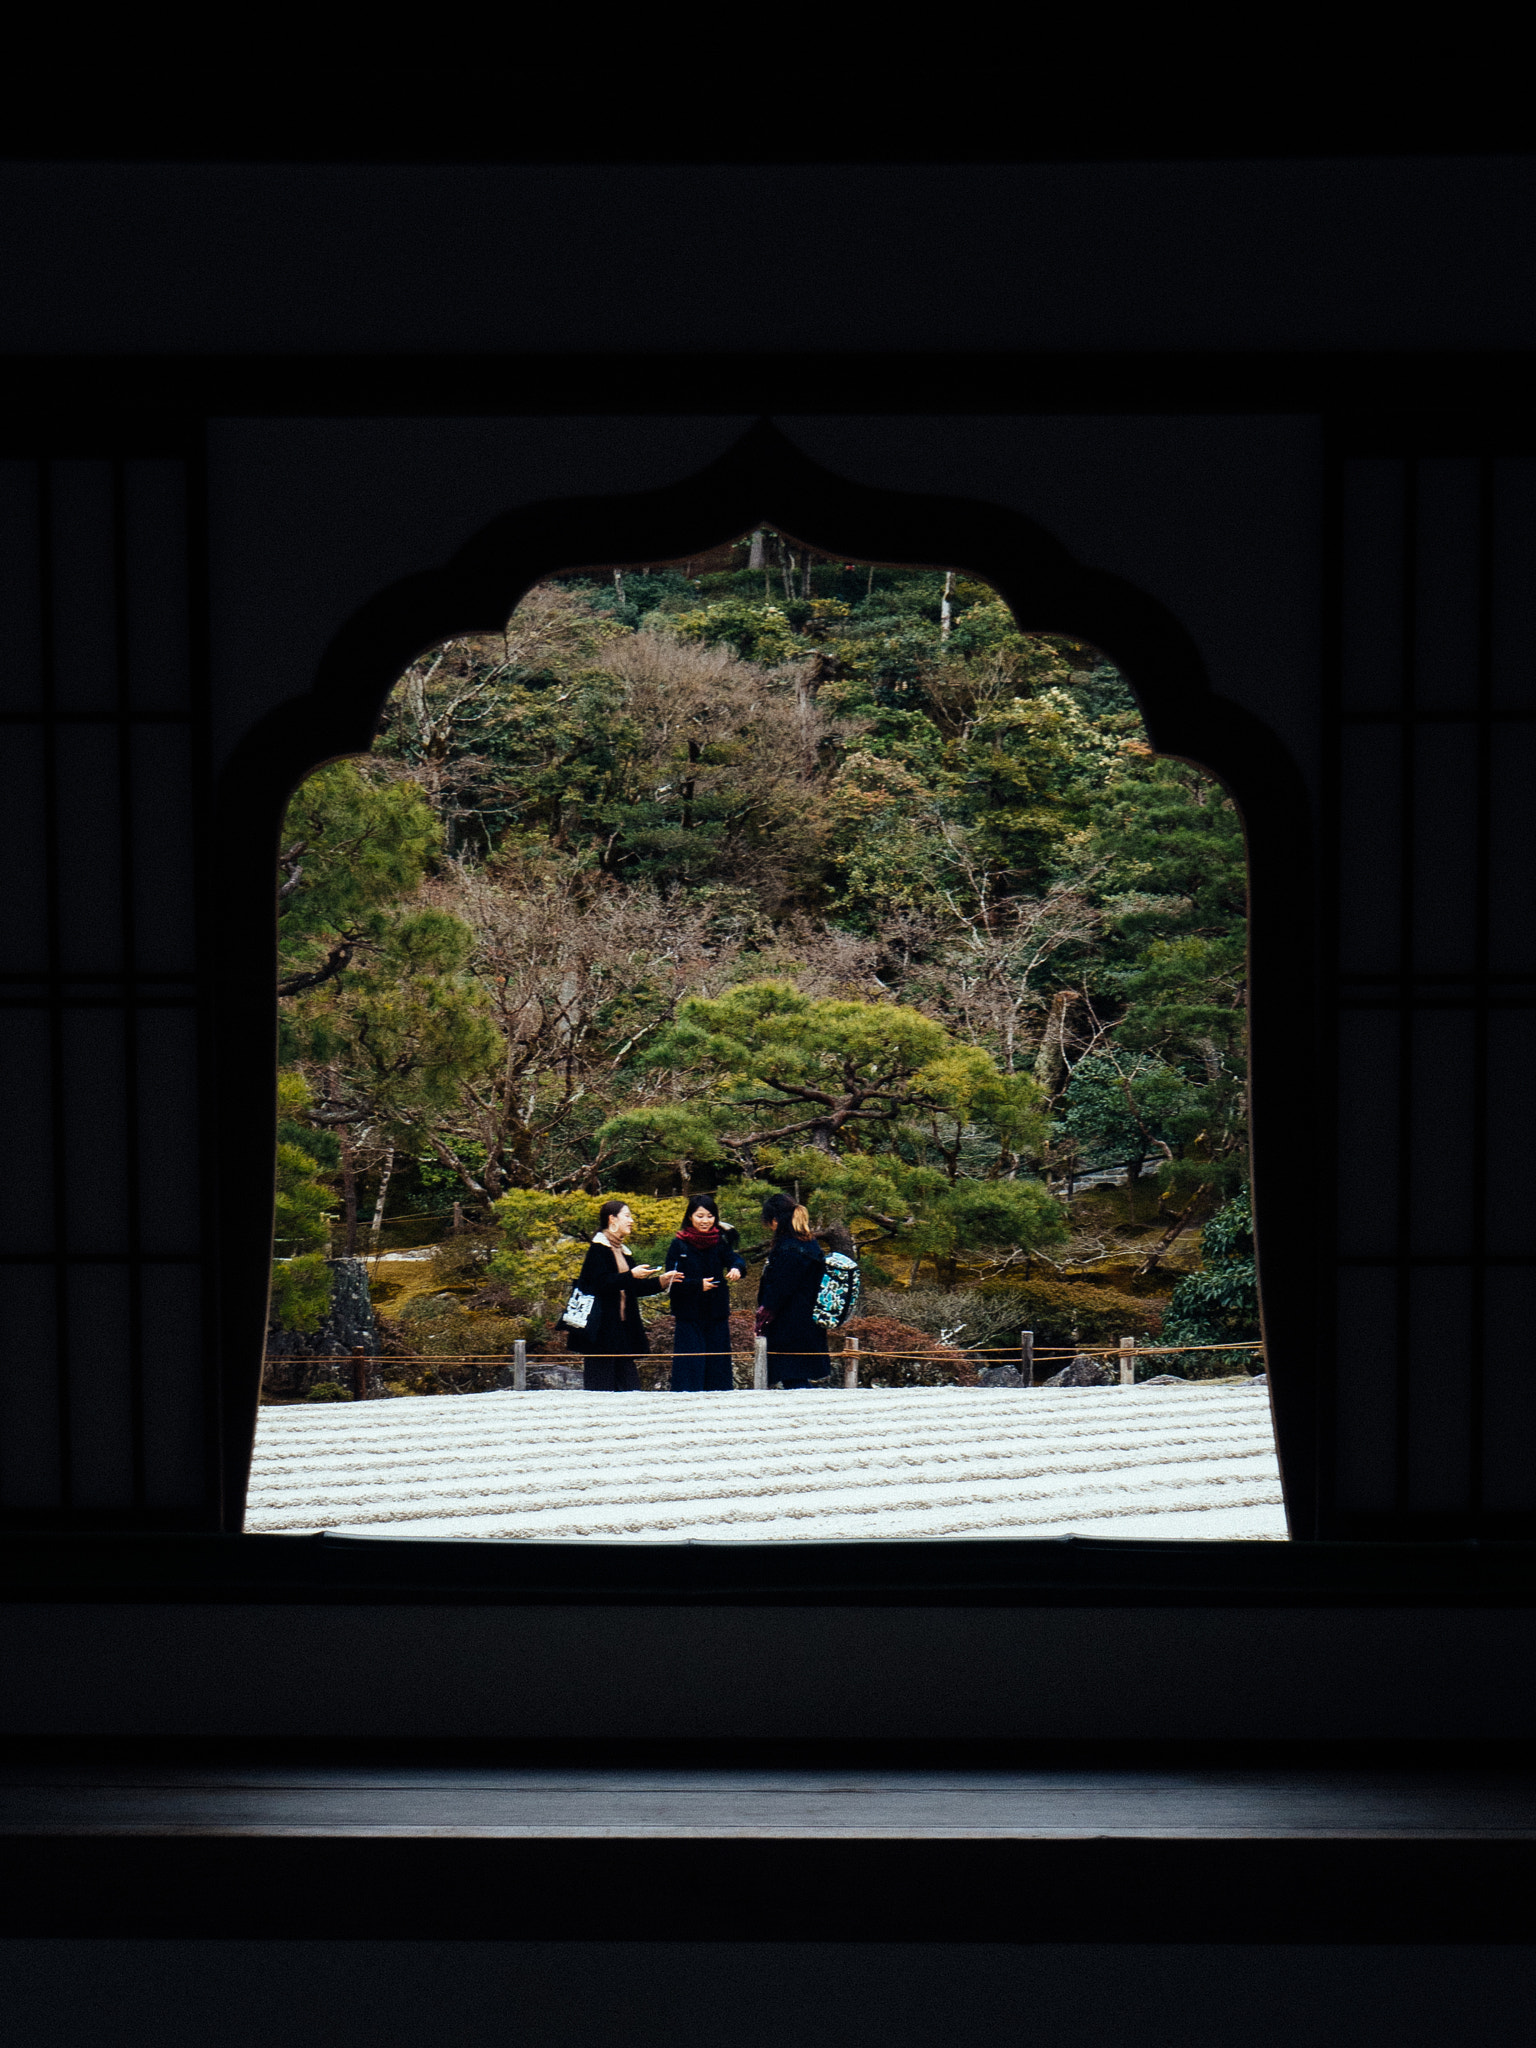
xmin=4 ymin=1760 xmax=1536 ymax=1837
xmin=5 ymin=1754 xmax=1535 ymax=1943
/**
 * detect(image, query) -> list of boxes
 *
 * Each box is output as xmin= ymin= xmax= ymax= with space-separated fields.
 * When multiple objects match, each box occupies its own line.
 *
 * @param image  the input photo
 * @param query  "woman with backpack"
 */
xmin=564 ymin=1198 xmax=682 ymax=1391
xmin=662 ymin=1194 xmax=744 ymax=1391
xmin=756 ymin=1192 xmax=829 ymax=1388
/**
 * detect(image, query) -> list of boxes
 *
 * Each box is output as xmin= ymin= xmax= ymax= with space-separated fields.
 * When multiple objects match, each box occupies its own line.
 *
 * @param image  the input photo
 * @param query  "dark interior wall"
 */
xmin=204 ymin=417 xmax=756 ymax=765
xmin=4 ymin=160 xmax=1536 ymax=353
xmin=5 ymin=1939 xmax=1534 ymax=2048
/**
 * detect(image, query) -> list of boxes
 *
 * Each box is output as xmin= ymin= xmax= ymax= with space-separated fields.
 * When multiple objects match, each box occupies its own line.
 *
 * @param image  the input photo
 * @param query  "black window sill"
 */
xmin=6 ymin=1530 xmax=1536 ymax=1608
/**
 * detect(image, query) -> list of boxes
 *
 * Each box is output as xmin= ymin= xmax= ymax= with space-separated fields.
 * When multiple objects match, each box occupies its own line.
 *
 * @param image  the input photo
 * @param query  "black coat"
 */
xmin=565 ymin=1238 xmax=661 ymax=1355
xmin=663 ymin=1228 xmax=743 ymax=1324
xmin=757 ymin=1232 xmax=829 ymax=1366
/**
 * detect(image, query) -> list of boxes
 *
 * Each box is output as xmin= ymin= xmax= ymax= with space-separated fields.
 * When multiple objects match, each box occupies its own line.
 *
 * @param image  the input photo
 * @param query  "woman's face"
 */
xmin=610 ymin=1205 xmax=633 ymax=1237
xmin=689 ymin=1205 xmax=716 ymax=1233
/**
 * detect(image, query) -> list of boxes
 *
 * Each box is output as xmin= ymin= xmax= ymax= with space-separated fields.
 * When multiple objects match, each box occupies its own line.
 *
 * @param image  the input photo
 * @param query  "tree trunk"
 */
xmin=802 ymin=548 xmax=813 ymax=599
xmin=613 ymin=568 xmax=625 ymax=605
xmin=682 ymin=737 xmax=700 ymax=830
xmin=370 ymin=1146 xmax=395 ymax=1246
xmin=866 ymin=563 xmax=875 ymax=598
xmin=940 ymin=568 xmax=954 ymax=642
xmin=781 ymin=548 xmax=794 ymax=601
xmin=748 ymin=528 xmax=765 ymax=570
xmin=1137 ymin=1191 xmax=1210 ymax=1278
xmin=1033 ymin=991 xmax=1071 ymax=1103
xmin=339 ymin=1123 xmax=359 ymax=1256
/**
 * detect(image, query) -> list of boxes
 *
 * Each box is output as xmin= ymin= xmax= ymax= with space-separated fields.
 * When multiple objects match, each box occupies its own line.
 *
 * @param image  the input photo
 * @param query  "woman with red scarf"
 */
xmin=662 ymin=1195 xmax=744 ymax=1392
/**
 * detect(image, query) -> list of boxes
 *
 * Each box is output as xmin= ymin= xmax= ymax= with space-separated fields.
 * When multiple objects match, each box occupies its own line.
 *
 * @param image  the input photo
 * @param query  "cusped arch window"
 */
xmin=249 ymin=514 xmax=1278 ymax=1545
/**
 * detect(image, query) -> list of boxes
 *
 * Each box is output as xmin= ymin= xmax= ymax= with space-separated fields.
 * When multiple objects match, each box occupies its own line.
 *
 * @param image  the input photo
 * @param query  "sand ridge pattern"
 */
xmin=246 ymin=1384 xmax=1286 ymax=1542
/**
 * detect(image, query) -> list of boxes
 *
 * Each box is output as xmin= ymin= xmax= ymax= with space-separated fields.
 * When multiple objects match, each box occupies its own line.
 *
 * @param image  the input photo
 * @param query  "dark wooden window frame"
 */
xmin=8 ymin=362 xmax=1536 ymax=1595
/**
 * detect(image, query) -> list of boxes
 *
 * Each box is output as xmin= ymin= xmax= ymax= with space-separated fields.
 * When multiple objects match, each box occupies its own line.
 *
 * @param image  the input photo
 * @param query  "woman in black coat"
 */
xmin=756 ymin=1192 xmax=829 ymax=1389
xmin=565 ymin=1199 xmax=681 ymax=1391
xmin=663 ymin=1194 xmax=744 ymax=1392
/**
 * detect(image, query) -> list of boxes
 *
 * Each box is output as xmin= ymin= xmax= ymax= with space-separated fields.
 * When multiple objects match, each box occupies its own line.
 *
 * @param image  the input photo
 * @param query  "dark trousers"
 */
xmin=670 ymin=1319 xmax=734 ymax=1392
xmin=583 ymin=1354 xmax=641 ymax=1391
xmin=768 ymin=1346 xmax=829 ymax=1389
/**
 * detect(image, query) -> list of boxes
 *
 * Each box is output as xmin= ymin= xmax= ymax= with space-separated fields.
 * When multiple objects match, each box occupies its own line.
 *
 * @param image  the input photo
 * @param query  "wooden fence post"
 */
xmin=1120 ymin=1334 xmax=1136 ymax=1386
xmin=513 ymin=1338 xmax=527 ymax=1392
xmin=1021 ymin=1329 xmax=1035 ymax=1386
xmin=844 ymin=1336 xmax=860 ymax=1390
xmin=754 ymin=1335 xmax=768 ymax=1390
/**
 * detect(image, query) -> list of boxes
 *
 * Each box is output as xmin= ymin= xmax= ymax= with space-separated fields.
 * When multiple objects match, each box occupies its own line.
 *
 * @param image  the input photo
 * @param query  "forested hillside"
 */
xmin=272 ymin=539 xmax=1253 ymax=1360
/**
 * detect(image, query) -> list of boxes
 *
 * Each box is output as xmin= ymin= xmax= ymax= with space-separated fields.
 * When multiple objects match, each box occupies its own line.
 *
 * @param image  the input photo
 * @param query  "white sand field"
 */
xmin=246 ymin=1382 xmax=1286 ymax=1543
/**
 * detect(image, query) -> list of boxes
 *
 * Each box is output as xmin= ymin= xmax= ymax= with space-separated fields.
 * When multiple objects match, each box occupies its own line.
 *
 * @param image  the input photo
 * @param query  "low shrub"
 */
xmin=380 ymin=1356 xmax=514 ymax=1395
xmin=975 ymin=1277 xmax=1164 ymax=1350
xmin=269 ymin=1251 xmax=333 ymax=1334
xmin=413 ymin=1313 xmax=525 ymax=1359
xmin=838 ymin=1315 xmax=976 ymax=1387
xmin=1162 ymin=1194 xmax=1261 ymax=1376
xmin=863 ymin=1288 xmax=1024 ymax=1351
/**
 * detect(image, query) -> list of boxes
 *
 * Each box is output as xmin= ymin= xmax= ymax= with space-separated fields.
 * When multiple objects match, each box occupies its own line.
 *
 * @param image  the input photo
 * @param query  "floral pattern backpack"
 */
xmin=812 ymin=1252 xmax=862 ymax=1329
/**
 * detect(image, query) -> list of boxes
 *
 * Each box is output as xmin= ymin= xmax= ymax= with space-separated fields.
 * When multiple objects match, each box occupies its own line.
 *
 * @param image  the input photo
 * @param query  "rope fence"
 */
xmin=267 ymin=1330 xmax=1265 ymax=1398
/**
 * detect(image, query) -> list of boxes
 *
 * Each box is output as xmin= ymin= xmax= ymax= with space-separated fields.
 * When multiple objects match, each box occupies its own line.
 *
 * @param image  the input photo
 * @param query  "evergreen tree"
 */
xmin=269 ymin=1072 xmax=336 ymax=1333
xmin=1163 ymin=1193 xmax=1261 ymax=1373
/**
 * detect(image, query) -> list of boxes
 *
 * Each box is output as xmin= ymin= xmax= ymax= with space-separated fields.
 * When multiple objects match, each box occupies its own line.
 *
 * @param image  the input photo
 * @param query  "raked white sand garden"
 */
xmin=246 ymin=1381 xmax=1286 ymax=1543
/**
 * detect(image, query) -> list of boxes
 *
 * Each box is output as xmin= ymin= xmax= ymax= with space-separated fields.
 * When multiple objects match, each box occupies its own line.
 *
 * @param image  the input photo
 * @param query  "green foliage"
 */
xmin=270 ymin=1072 xmax=337 ymax=1330
xmin=273 ymin=1144 xmax=335 ymax=1253
xmin=270 ymin=561 xmax=1251 ymax=1324
xmin=269 ymin=1252 xmax=333 ymax=1334
xmin=669 ymin=598 xmax=806 ymax=665
xmin=490 ymin=1187 xmax=759 ymax=1307
xmin=282 ymin=906 xmax=501 ymax=1198
xmin=273 ymin=1075 xmax=337 ymax=1254
xmin=618 ymin=983 xmax=1064 ymax=1275
xmin=277 ymin=760 xmax=441 ymax=989
xmin=1163 ymin=1193 xmax=1260 ymax=1371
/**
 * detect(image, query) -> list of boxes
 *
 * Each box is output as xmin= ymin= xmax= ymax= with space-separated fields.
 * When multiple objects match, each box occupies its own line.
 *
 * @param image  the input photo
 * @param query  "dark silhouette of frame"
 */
xmin=216 ymin=421 xmax=1315 ymax=1534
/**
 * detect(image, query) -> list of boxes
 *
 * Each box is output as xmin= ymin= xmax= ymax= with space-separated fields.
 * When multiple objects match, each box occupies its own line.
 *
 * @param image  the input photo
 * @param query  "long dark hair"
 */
xmin=679 ymin=1193 xmax=721 ymax=1229
xmin=761 ymin=1191 xmax=813 ymax=1239
xmin=596 ymin=1198 xmax=629 ymax=1232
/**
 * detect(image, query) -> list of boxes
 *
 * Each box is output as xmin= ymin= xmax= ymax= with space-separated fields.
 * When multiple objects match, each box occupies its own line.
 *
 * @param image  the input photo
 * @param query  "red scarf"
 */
xmin=679 ymin=1224 xmax=721 ymax=1250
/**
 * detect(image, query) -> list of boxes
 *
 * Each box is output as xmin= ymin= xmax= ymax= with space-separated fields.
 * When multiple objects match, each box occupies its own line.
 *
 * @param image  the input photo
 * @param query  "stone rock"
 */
xmin=1141 ymin=1373 xmax=1189 ymax=1386
xmin=526 ymin=1362 xmax=584 ymax=1391
xmin=265 ymin=1257 xmax=379 ymax=1359
xmin=1042 ymin=1353 xmax=1114 ymax=1387
xmin=263 ymin=1258 xmax=383 ymax=1399
xmin=1243 ymin=1372 xmax=1269 ymax=1387
xmin=977 ymin=1364 xmax=1027 ymax=1388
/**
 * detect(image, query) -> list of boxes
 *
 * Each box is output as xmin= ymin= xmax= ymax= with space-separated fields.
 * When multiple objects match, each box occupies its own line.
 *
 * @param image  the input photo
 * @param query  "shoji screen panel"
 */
xmin=1329 ymin=455 xmax=1536 ymax=1530
xmin=0 ymin=453 xmax=215 ymax=1524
